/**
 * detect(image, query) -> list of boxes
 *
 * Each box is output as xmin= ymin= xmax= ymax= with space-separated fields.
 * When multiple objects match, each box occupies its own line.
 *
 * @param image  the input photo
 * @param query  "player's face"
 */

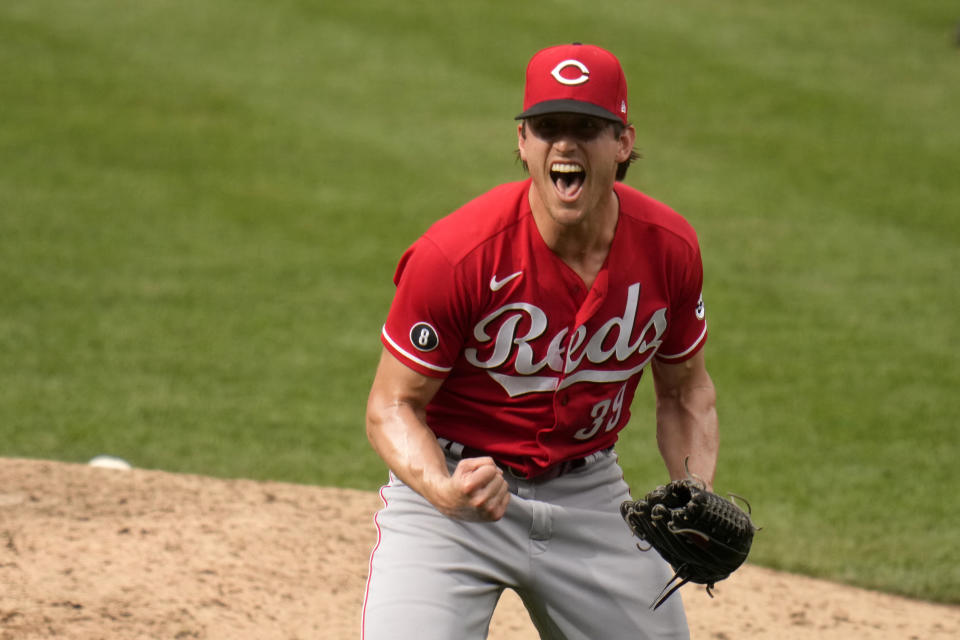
xmin=518 ymin=114 xmax=635 ymax=227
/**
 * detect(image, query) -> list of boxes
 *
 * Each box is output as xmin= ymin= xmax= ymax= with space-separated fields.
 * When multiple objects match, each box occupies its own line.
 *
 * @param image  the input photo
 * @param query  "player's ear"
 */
xmin=616 ymin=125 xmax=637 ymax=164
xmin=516 ymin=122 xmax=528 ymax=162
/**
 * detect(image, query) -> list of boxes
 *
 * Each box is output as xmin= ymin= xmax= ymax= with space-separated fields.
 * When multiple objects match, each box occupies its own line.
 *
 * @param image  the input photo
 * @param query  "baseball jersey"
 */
xmin=381 ymin=179 xmax=707 ymax=478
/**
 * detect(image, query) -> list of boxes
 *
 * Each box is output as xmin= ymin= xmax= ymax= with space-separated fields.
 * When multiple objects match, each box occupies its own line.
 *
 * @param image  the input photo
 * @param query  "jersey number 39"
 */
xmin=573 ymin=384 xmax=627 ymax=440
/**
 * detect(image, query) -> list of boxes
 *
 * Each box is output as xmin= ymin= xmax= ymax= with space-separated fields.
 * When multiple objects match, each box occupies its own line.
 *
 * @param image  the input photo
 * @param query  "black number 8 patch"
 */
xmin=409 ymin=322 xmax=439 ymax=352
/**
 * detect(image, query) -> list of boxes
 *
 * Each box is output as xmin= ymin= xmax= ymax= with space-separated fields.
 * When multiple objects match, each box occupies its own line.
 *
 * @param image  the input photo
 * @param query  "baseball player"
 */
xmin=363 ymin=43 xmax=719 ymax=639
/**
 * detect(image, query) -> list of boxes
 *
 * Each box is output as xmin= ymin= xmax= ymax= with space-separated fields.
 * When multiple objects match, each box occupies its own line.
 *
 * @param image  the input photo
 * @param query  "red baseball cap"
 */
xmin=516 ymin=43 xmax=629 ymax=124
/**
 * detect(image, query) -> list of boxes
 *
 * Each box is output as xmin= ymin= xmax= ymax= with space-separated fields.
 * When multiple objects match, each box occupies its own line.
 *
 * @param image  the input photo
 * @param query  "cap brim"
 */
xmin=515 ymin=99 xmax=623 ymax=123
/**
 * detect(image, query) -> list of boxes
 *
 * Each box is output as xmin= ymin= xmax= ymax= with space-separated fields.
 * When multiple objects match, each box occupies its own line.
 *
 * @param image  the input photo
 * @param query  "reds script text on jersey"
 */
xmin=381 ymin=179 xmax=707 ymax=478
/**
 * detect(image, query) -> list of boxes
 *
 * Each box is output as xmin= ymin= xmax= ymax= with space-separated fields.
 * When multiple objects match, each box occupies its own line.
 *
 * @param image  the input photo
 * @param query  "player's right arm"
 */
xmin=366 ymin=348 xmax=510 ymax=522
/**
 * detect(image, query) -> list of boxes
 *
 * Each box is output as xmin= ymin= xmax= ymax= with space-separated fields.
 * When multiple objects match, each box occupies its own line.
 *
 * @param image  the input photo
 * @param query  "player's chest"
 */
xmin=465 ymin=249 xmax=671 ymax=380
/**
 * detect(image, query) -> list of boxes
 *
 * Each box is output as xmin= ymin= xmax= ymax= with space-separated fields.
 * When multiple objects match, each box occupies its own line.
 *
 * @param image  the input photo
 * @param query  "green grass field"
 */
xmin=2 ymin=0 xmax=958 ymax=604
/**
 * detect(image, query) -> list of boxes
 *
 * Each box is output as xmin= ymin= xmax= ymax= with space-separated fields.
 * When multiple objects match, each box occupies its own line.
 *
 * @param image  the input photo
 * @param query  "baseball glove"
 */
xmin=620 ymin=475 xmax=757 ymax=609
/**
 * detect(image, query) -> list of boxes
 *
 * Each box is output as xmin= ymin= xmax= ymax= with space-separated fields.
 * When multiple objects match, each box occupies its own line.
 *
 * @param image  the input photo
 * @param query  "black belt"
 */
xmin=438 ymin=438 xmax=612 ymax=482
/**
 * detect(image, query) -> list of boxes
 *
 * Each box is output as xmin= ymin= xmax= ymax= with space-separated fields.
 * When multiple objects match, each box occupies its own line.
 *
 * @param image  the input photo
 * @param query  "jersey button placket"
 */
xmin=553 ymin=326 xmax=578 ymax=427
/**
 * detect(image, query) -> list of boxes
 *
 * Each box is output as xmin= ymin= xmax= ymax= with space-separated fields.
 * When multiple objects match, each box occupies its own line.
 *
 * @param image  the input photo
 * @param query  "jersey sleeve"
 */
xmin=380 ymin=236 xmax=469 ymax=378
xmin=655 ymin=238 xmax=708 ymax=362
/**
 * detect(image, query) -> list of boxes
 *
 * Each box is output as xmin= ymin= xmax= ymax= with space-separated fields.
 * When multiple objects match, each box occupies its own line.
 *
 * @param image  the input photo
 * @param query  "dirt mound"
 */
xmin=1 ymin=458 xmax=956 ymax=639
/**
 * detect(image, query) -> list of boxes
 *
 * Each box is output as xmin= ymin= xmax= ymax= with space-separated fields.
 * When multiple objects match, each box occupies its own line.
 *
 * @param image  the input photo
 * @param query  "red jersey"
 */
xmin=381 ymin=179 xmax=707 ymax=478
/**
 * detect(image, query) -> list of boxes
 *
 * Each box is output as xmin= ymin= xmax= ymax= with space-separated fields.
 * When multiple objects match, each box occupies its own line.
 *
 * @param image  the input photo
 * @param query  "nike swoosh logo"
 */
xmin=489 ymin=271 xmax=523 ymax=292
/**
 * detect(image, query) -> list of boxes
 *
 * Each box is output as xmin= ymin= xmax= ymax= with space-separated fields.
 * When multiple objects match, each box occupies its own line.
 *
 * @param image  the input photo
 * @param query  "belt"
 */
xmin=437 ymin=438 xmax=612 ymax=483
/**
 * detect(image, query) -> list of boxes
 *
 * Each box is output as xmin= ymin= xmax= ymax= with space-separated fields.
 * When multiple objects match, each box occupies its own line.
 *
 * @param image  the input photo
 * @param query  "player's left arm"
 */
xmin=650 ymin=349 xmax=719 ymax=490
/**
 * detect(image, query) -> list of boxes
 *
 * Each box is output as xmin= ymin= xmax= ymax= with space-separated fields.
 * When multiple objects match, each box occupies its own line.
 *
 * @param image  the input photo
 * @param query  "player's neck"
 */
xmin=531 ymin=189 xmax=619 ymax=289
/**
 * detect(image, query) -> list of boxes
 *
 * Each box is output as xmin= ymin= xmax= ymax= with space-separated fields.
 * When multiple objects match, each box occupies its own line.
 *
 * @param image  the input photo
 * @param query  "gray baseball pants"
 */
xmin=362 ymin=449 xmax=689 ymax=639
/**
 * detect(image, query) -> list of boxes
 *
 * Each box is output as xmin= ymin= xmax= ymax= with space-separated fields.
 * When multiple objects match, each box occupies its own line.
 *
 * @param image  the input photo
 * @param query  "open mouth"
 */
xmin=550 ymin=162 xmax=586 ymax=200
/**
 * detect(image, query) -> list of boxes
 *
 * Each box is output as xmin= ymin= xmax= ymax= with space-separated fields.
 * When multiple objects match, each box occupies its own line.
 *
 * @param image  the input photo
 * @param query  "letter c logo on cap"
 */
xmin=550 ymin=59 xmax=590 ymax=86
